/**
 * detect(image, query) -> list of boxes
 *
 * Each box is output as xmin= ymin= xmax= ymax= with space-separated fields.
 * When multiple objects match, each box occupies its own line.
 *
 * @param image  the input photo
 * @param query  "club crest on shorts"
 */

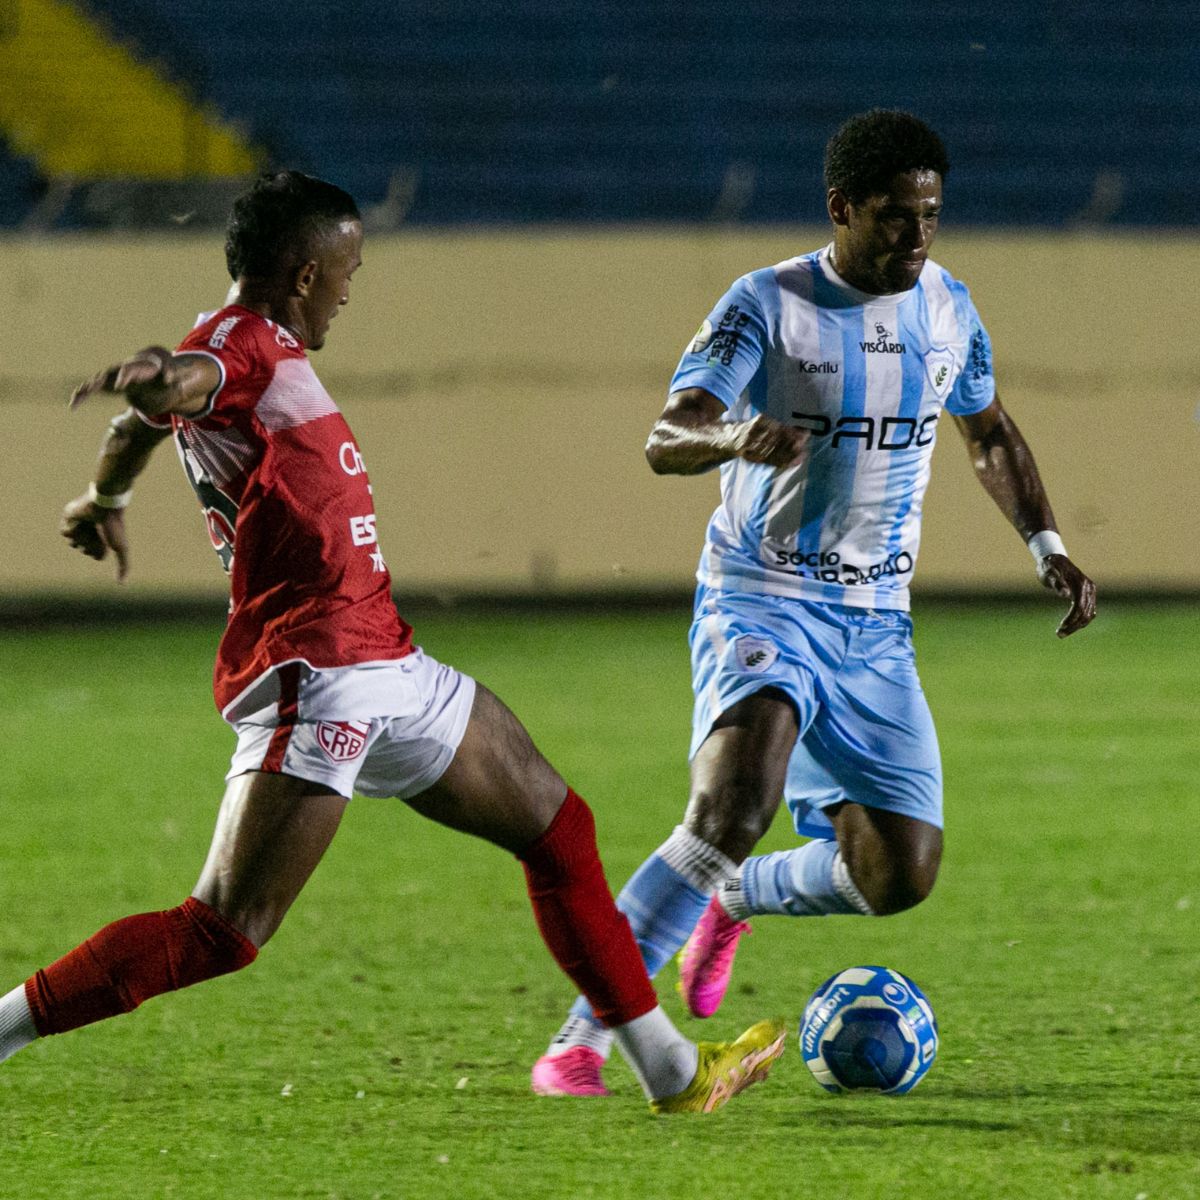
xmin=316 ymin=720 xmax=370 ymax=762
xmin=734 ymin=636 xmax=778 ymax=673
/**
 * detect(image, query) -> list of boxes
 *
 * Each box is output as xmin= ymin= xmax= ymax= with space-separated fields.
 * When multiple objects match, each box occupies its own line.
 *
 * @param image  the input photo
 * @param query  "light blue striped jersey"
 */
xmin=670 ymin=244 xmax=995 ymax=610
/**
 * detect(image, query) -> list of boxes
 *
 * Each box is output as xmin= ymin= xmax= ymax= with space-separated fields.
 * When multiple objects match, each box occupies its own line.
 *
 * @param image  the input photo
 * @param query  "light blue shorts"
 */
xmin=689 ymin=586 xmax=942 ymax=840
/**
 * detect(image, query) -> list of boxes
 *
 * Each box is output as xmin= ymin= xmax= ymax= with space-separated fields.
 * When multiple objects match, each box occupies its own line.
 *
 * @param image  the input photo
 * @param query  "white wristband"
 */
xmin=88 ymin=482 xmax=132 ymax=510
xmin=1026 ymin=530 xmax=1066 ymax=562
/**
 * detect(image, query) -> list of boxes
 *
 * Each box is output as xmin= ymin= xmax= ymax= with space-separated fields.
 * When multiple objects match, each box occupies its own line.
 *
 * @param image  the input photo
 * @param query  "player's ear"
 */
xmin=293 ymin=260 xmax=319 ymax=298
xmin=827 ymin=188 xmax=851 ymax=227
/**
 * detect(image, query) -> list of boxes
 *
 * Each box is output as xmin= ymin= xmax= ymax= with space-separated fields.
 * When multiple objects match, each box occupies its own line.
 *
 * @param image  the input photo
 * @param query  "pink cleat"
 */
xmin=677 ymin=896 xmax=752 ymax=1018
xmin=531 ymin=1046 xmax=611 ymax=1097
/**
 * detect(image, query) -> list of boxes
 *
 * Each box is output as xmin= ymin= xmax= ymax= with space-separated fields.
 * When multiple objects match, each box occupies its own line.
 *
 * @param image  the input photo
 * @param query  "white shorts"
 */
xmin=226 ymin=648 xmax=477 ymax=800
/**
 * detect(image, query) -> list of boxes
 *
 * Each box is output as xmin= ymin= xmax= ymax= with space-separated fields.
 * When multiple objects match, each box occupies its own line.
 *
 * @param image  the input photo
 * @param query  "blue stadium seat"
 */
xmin=29 ymin=0 xmax=1200 ymax=227
xmin=0 ymin=140 xmax=46 ymax=228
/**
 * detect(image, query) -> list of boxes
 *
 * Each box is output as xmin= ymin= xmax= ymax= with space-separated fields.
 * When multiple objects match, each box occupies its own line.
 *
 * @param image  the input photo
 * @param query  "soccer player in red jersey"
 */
xmin=0 ymin=172 xmax=784 ymax=1112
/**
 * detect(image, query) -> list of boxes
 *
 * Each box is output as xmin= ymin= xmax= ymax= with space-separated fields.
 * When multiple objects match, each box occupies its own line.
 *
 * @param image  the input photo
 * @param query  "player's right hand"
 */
xmin=60 ymin=493 xmax=130 ymax=582
xmin=1036 ymin=553 xmax=1096 ymax=638
xmin=735 ymin=414 xmax=810 ymax=469
xmin=70 ymin=346 xmax=175 ymax=410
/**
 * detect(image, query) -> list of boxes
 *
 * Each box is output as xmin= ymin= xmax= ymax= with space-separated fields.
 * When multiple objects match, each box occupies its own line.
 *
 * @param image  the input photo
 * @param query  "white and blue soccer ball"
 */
xmin=799 ymin=965 xmax=938 ymax=1095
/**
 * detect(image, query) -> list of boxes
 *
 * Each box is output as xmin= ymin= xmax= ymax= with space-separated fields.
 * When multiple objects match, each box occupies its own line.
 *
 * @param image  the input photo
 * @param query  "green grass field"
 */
xmin=0 ymin=601 xmax=1195 ymax=1200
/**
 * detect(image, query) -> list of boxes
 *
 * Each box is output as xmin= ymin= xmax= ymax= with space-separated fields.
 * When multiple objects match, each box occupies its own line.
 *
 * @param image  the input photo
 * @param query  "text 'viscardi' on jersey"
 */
xmin=670 ymin=245 xmax=995 ymax=611
xmin=142 ymin=306 xmax=413 ymax=717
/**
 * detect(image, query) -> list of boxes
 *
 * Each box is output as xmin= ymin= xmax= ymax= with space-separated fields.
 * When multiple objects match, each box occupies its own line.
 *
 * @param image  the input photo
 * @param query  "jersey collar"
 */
xmin=817 ymin=244 xmax=913 ymax=308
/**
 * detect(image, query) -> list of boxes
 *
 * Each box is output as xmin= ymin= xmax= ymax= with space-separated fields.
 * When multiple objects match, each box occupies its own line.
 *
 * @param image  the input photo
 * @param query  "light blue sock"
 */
xmin=723 ymin=840 xmax=875 ymax=919
xmin=548 ymin=826 xmax=734 ymax=1057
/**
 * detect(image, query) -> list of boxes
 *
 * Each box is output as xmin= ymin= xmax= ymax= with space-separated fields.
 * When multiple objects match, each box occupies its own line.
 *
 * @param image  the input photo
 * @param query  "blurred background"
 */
xmin=2 ymin=0 xmax=1197 ymax=606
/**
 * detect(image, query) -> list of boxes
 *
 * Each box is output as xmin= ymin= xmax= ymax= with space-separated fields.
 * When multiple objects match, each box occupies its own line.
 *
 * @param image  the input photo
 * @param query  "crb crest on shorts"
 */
xmin=316 ymin=720 xmax=370 ymax=762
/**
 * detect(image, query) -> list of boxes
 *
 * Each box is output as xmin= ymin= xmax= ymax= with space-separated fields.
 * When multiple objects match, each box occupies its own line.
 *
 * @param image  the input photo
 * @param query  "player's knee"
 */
xmin=191 ymin=878 xmax=293 ymax=949
xmin=853 ymin=855 xmax=939 ymax=916
xmin=207 ymin=902 xmax=284 ymax=951
xmin=684 ymin=781 xmax=776 ymax=861
xmin=173 ymin=898 xmax=261 ymax=981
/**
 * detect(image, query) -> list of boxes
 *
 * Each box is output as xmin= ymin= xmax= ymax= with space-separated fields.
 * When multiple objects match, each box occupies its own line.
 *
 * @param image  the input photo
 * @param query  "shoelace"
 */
xmin=550 ymin=1048 xmax=604 ymax=1090
xmin=685 ymin=912 xmax=750 ymax=981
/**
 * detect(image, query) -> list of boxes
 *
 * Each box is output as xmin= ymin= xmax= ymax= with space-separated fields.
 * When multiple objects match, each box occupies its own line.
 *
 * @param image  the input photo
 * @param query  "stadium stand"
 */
xmin=2 ymin=0 xmax=1197 ymax=227
xmin=0 ymin=138 xmax=44 ymax=226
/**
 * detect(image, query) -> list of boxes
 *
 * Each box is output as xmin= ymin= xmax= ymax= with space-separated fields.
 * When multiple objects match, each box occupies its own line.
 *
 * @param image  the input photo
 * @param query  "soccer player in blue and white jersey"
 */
xmin=531 ymin=109 xmax=1096 ymax=1097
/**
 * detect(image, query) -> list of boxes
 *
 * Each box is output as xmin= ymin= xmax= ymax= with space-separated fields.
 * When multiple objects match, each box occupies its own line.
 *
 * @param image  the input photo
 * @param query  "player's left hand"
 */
xmin=60 ymin=493 xmax=131 ymax=582
xmin=1036 ymin=553 xmax=1096 ymax=638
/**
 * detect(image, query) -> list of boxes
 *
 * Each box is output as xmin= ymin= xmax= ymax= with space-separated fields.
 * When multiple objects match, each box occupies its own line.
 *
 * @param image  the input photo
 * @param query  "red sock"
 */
xmin=25 ymin=897 xmax=258 ymax=1037
xmin=518 ymin=789 xmax=657 ymax=1027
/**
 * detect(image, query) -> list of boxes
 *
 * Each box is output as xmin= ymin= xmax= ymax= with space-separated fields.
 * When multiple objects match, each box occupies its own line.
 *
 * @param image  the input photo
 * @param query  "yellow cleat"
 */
xmin=650 ymin=1018 xmax=787 ymax=1114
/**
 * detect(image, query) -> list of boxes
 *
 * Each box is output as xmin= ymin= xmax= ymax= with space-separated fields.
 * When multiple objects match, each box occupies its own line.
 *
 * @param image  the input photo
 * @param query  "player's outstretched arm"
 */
xmin=60 ymin=408 xmax=172 ymax=582
xmin=70 ymin=346 xmax=219 ymax=420
xmin=645 ymin=387 xmax=809 ymax=475
xmin=64 ymin=348 xmax=220 ymax=581
xmin=955 ymin=395 xmax=1097 ymax=637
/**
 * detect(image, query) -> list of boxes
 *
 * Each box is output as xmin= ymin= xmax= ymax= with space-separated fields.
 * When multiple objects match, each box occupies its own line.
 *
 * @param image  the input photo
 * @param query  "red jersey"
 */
xmin=167 ymin=305 xmax=413 ymax=716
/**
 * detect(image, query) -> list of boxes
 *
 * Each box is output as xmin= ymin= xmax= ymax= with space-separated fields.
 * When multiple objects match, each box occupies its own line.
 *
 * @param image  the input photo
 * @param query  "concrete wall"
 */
xmin=3 ymin=227 xmax=1197 ymax=599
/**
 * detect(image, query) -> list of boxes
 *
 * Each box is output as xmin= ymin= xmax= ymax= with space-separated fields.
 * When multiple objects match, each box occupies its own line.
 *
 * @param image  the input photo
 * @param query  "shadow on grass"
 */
xmin=802 ymin=1108 xmax=1019 ymax=1134
xmin=802 ymin=1083 xmax=1200 ymax=1156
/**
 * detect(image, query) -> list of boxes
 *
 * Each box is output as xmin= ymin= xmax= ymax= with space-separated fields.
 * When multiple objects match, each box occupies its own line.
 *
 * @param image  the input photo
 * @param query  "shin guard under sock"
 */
xmin=25 ymin=896 xmax=258 ymax=1036
xmin=518 ymin=790 xmax=658 ymax=1028
xmin=564 ymin=824 xmax=731 ymax=1030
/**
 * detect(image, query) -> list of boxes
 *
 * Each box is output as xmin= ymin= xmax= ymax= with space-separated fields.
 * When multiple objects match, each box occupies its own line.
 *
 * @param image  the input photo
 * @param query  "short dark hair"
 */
xmin=224 ymin=170 xmax=360 ymax=281
xmin=823 ymin=110 xmax=949 ymax=203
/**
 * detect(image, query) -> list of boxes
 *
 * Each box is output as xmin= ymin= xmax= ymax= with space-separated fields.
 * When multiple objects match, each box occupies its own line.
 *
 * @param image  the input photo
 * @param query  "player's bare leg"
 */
xmin=401 ymin=682 xmax=565 ymax=853
xmin=672 ymin=689 xmax=796 ymax=1015
xmin=0 ymin=772 xmax=345 ymax=1061
xmin=682 ymin=688 xmax=798 ymax=861
xmin=406 ymin=682 xmax=785 ymax=1108
xmin=192 ymin=771 xmax=349 ymax=946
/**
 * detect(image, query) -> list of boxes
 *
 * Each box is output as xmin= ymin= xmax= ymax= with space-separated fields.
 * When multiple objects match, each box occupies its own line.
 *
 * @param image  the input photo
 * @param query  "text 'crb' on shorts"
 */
xmin=690 ymin=585 xmax=943 ymax=840
xmin=225 ymin=648 xmax=477 ymax=800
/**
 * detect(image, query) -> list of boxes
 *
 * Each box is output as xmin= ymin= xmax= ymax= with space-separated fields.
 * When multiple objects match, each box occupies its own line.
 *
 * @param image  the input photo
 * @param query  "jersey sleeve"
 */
xmin=134 ymin=407 xmax=174 ymax=431
xmin=175 ymin=312 xmax=270 ymax=422
xmin=945 ymin=303 xmax=996 ymax=416
xmin=669 ymin=274 xmax=768 ymax=409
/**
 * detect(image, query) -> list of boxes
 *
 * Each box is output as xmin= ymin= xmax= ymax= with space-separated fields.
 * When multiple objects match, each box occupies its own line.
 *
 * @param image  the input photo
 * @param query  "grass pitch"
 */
xmin=0 ymin=600 xmax=1196 ymax=1200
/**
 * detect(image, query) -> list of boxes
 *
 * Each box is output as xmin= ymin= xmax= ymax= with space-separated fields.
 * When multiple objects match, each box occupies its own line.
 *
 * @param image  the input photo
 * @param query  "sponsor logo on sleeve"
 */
xmin=208 ymin=316 xmax=240 ymax=349
xmin=710 ymin=304 xmax=750 ymax=366
xmin=967 ymin=325 xmax=991 ymax=381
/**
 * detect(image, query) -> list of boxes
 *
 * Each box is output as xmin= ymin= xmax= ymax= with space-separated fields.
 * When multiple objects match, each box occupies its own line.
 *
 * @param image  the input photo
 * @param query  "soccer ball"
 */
xmin=798 ymin=965 xmax=938 ymax=1094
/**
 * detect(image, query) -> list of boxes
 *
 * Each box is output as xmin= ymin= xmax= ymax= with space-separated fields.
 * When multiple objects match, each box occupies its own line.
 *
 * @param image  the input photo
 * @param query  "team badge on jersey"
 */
xmin=688 ymin=319 xmax=714 ymax=355
xmin=734 ymin=636 xmax=778 ymax=673
xmin=317 ymin=720 xmax=370 ymax=762
xmin=924 ymin=348 xmax=956 ymax=399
